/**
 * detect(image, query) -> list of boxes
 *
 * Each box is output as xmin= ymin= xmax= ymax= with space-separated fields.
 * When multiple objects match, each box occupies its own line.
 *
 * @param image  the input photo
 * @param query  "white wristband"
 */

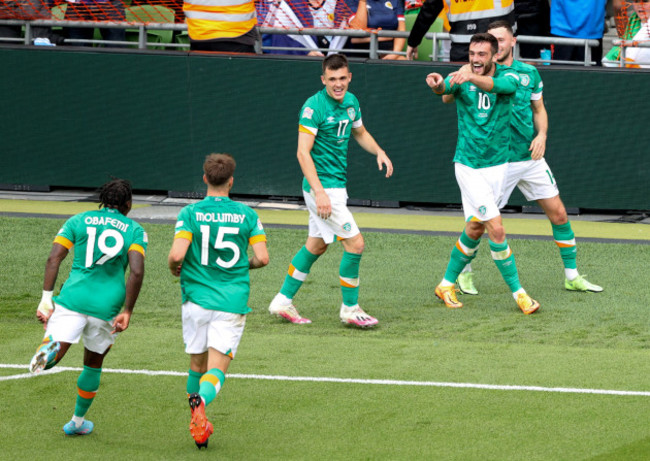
xmin=41 ymin=290 xmax=53 ymax=302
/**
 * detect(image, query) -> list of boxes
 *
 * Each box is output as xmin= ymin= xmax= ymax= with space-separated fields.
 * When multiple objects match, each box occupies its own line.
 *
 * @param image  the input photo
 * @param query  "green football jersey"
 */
xmin=174 ymin=196 xmax=266 ymax=315
xmin=443 ymin=64 xmax=519 ymax=169
xmin=298 ymin=88 xmax=363 ymax=192
xmin=53 ymin=207 xmax=148 ymax=321
xmin=509 ymin=59 xmax=544 ymax=162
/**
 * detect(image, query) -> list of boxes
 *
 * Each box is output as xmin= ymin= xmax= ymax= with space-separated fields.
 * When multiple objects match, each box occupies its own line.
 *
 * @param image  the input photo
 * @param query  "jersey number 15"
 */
xmin=200 ymin=225 xmax=241 ymax=269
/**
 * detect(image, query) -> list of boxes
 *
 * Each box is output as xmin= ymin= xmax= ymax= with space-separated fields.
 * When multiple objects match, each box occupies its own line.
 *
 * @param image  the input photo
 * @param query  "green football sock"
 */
xmin=199 ymin=368 xmax=226 ymax=407
xmin=339 ymin=251 xmax=362 ymax=306
xmin=187 ymin=369 xmax=203 ymax=395
xmin=279 ymin=246 xmax=320 ymax=299
xmin=74 ymin=365 xmax=102 ymax=418
xmin=489 ymin=239 xmax=522 ymax=293
xmin=552 ymin=222 xmax=577 ymax=270
xmin=443 ymin=230 xmax=481 ymax=284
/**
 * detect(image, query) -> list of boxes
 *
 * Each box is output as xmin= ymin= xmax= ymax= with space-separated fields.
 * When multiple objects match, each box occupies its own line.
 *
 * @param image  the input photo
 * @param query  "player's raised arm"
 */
xmin=352 ymin=125 xmax=393 ymax=178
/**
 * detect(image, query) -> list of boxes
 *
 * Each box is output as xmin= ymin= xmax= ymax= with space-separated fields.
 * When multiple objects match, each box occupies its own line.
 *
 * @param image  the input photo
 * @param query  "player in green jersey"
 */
xmin=168 ymin=153 xmax=269 ymax=449
xmin=426 ymin=32 xmax=541 ymax=315
xmin=455 ymin=20 xmax=603 ymax=296
xmin=268 ymin=53 xmax=393 ymax=328
xmin=29 ymin=178 xmax=147 ymax=436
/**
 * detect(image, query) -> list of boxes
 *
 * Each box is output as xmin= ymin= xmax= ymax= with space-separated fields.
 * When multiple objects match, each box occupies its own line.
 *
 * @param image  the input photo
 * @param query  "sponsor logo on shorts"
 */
xmin=342 ymin=222 xmax=352 ymax=232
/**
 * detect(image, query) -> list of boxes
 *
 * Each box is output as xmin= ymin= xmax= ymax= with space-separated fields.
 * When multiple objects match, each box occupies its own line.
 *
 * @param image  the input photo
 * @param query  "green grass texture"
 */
xmin=1 ymin=215 xmax=649 ymax=460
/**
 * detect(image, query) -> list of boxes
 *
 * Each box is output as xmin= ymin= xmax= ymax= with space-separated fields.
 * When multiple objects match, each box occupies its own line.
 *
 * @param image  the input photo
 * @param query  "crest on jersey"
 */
xmin=520 ymin=74 xmax=530 ymax=86
xmin=385 ymin=1 xmax=393 ymax=8
xmin=302 ymin=107 xmax=314 ymax=120
xmin=347 ymin=108 xmax=355 ymax=120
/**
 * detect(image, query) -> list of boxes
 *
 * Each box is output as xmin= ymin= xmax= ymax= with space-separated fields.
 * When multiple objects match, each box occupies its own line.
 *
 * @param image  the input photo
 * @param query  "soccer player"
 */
xmin=426 ymin=32 xmax=540 ymax=314
xmin=267 ymin=53 xmax=393 ymax=327
xmin=29 ymin=179 xmax=147 ymax=435
xmin=455 ymin=20 xmax=603 ymax=296
xmin=168 ymin=153 xmax=269 ymax=449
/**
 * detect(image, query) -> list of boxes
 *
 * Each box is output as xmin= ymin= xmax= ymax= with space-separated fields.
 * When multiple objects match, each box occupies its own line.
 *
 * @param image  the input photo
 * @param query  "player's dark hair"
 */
xmin=98 ymin=178 xmax=132 ymax=215
xmin=470 ymin=32 xmax=498 ymax=54
xmin=323 ymin=54 xmax=349 ymax=73
xmin=204 ymin=153 xmax=236 ymax=187
xmin=487 ymin=20 xmax=514 ymax=35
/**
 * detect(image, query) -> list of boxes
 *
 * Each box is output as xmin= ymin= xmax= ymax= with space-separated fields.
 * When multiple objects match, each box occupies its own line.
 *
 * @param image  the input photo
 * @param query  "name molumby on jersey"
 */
xmin=195 ymin=212 xmax=247 ymax=224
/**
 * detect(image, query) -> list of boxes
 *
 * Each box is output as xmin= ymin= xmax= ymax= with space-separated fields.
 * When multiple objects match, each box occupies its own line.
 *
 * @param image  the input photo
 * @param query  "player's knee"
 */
xmin=343 ymin=234 xmax=364 ymax=254
xmin=488 ymin=226 xmax=506 ymax=243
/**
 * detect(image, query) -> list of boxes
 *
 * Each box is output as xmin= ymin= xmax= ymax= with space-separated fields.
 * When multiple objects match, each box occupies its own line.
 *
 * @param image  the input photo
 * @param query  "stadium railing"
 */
xmin=0 ymin=18 xmax=602 ymax=66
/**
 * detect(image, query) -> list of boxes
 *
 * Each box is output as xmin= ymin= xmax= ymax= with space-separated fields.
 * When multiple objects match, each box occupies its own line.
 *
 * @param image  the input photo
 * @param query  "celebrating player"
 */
xmin=168 ymin=153 xmax=269 ymax=449
xmin=29 ymin=178 xmax=147 ymax=435
xmin=427 ymin=33 xmax=540 ymax=314
xmin=268 ymin=53 xmax=393 ymax=328
xmin=455 ymin=20 xmax=603 ymax=296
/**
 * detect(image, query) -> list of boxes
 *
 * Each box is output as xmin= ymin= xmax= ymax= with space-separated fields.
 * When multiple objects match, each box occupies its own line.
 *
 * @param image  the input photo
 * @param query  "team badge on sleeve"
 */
xmin=257 ymin=219 xmax=264 ymax=231
xmin=302 ymin=107 xmax=314 ymax=120
xmin=347 ymin=108 xmax=356 ymax=120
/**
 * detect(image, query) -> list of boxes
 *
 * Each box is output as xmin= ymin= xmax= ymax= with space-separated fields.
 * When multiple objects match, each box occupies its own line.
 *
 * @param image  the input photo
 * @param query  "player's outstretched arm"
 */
xmin=529 ymin=97 xmax=548 ymax=160
xmin=113 ymin=250 xmax=145 ymax=334
xmin=37 ymin=243 xmax=68 ymax=326
xmin=352 ymin=126 xmax=393 ymax=178
xmin=297 ymin=130 xmax=331 ymax=219
xmin=249 ymin=241 xmax=270 ymax=269
xmin=426 ymin=72 xmax=446 ymax=94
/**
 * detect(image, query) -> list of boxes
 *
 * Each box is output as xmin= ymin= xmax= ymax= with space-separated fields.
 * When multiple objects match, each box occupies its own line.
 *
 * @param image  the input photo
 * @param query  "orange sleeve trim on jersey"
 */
xmin=174 ymin=230 xmax=193 ymax=242
xmin=249 ymin=234 xmax=267 ymax=245
xmin=299 ymin=125 xmax=316 ymax=135
xmin=128 ymin=243 xmax=146 ymax=256
xmin=53 ymin=235 xmax=73 ymax=249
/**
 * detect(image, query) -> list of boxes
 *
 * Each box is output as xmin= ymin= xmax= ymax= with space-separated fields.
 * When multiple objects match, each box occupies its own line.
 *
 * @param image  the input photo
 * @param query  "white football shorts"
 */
xmin=303 ymin=188 xmax=360 ymax=244
xmin=498 ymin=159 xmax=560 ymax=208
xmin=182 ymin=301 xmax=246 ymax=358
xmin=44 ymin=303 xmax=116 ymax=355
xmin=455 ymin=162 xmax=508 ymax=223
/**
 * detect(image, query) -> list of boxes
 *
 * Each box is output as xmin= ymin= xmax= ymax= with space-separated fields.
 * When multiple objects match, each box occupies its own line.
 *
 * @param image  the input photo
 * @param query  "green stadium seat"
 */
xmin=125 ymin=5 xmax=175 ymax=49
xmin=404 ymin=12 xmax=443 ymax=61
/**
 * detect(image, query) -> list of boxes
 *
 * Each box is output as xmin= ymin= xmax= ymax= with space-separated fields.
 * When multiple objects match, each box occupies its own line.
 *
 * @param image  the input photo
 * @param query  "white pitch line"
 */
xmin=1 ymin=364 xmax=649 ymax=397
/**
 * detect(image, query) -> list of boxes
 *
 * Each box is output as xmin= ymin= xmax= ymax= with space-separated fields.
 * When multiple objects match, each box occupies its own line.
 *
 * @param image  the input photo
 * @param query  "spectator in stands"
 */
xmin=603 ymin=0 xmax=641 ymax=66
xmin=550 ymin=0 xmax=606 ymax=65
xmin=63 ymin=0 xmax=126 ymax=47
xmin=184 ymin=0 xmax=258 ymax=52
xmin=0 ymin=0 xmax=63 ymax=45
xmin=346 ymin=0 xmax=406 ymax=59
xmin=257 ymin=0 xmax=348 ymax=55
xmin=514 ymin=0 xmax=550 ymax=60
xmin=405 ymin=0 xmax=515 ymax=62
xmin=619 ymin=0 xmax=650 ymax=67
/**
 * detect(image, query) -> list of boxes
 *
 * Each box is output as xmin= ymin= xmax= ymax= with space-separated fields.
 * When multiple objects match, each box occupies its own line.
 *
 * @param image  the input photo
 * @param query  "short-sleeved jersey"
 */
xmin=174 ymin=196 xmax=266 ymax=315
xmin=443 ymin=64 xmax=519 ymax=169
xmin=53 ymin=207 xmax=148 ymax=321
xmin=298 ymin=88 xmax=363 ymax=192
xmin=509 ymin=59 xmax=543 ymax=162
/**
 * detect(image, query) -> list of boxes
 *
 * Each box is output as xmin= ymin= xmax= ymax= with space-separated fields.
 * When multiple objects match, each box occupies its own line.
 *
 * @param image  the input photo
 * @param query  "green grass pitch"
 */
xmin=1 ymin=215 xmax=649 ymax=460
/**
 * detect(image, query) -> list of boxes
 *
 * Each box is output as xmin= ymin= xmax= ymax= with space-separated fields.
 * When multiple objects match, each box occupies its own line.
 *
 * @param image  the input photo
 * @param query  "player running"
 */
xmin=427 ymin=32 xmax=540 ymax=314
xmin=168 ymin=153 xmax=269 ymax=449
xmin=268 ymin=53 xmax=393 ymax=327
xmin=455 ymin=20 xmax=603 ymax=296
xmin=29 ymin=178 xmax=147 ymax=435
